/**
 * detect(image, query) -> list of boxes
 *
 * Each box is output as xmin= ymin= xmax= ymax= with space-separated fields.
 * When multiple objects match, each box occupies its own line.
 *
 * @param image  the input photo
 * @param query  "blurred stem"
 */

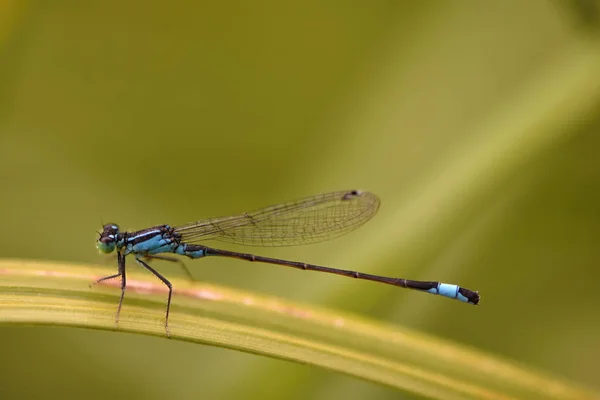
xmin=0 ymin=259 xmax=597 ymax=400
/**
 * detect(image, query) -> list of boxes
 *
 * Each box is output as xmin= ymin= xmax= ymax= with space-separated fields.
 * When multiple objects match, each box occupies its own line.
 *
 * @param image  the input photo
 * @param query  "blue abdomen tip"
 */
xmin=437 ymin=283 xmax=461 ymax=300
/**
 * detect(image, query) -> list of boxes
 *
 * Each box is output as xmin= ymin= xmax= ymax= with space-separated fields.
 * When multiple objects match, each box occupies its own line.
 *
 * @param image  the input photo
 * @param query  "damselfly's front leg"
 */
xmin=90 ymin=251 xmax=127 ymax=326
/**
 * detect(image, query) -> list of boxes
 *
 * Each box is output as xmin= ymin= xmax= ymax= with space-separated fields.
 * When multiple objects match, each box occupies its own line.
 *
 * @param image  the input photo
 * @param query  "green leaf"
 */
xmin=0 ymin=259 xmax=596 ymax=400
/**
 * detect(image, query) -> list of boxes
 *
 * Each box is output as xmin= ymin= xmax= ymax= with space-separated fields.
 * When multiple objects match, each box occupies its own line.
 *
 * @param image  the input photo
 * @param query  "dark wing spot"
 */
xmin=342 ymin=190 xmax=363 ymax=200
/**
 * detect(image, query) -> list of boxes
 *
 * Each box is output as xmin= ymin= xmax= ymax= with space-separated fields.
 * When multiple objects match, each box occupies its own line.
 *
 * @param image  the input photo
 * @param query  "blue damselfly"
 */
xmin=95 ymin=190 xmax=480 ymax=336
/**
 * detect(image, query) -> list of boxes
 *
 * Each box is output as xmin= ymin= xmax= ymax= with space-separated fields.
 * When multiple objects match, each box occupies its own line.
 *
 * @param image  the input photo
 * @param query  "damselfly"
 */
xmin=95 ymin=190 xmax=480 ymax=336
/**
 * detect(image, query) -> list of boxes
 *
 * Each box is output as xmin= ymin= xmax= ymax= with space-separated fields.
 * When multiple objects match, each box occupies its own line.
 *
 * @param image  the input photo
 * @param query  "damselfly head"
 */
xmin=97 ymin=223 xmax=120 ymax=254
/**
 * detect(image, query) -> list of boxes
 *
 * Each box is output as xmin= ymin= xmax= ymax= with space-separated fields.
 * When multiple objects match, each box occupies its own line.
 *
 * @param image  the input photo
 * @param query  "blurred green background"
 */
xmin=1 ymin=0 xmax=600 ymax=399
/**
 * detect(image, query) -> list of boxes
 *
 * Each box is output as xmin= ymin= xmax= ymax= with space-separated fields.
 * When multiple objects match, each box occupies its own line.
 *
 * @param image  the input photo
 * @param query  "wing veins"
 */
xmin=174 ymin=190 xmax=380 ymax=247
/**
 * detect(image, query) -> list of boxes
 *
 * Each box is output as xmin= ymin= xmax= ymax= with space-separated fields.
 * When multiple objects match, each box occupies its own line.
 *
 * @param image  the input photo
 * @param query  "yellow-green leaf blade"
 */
xmin=0 ymin=259 xmax=595 ymax=400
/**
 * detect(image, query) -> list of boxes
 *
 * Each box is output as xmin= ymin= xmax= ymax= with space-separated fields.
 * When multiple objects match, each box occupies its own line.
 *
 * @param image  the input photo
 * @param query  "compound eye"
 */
xmin=97 ymin=224 xmax=118 ymax=254
xmin=102 ymin=224 xmax=120 ymax=235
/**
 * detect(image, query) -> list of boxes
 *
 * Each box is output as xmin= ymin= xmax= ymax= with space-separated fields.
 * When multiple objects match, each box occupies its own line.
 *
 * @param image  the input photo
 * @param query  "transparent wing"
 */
xmin=174 ymin=190 xmax=380 ymax=247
